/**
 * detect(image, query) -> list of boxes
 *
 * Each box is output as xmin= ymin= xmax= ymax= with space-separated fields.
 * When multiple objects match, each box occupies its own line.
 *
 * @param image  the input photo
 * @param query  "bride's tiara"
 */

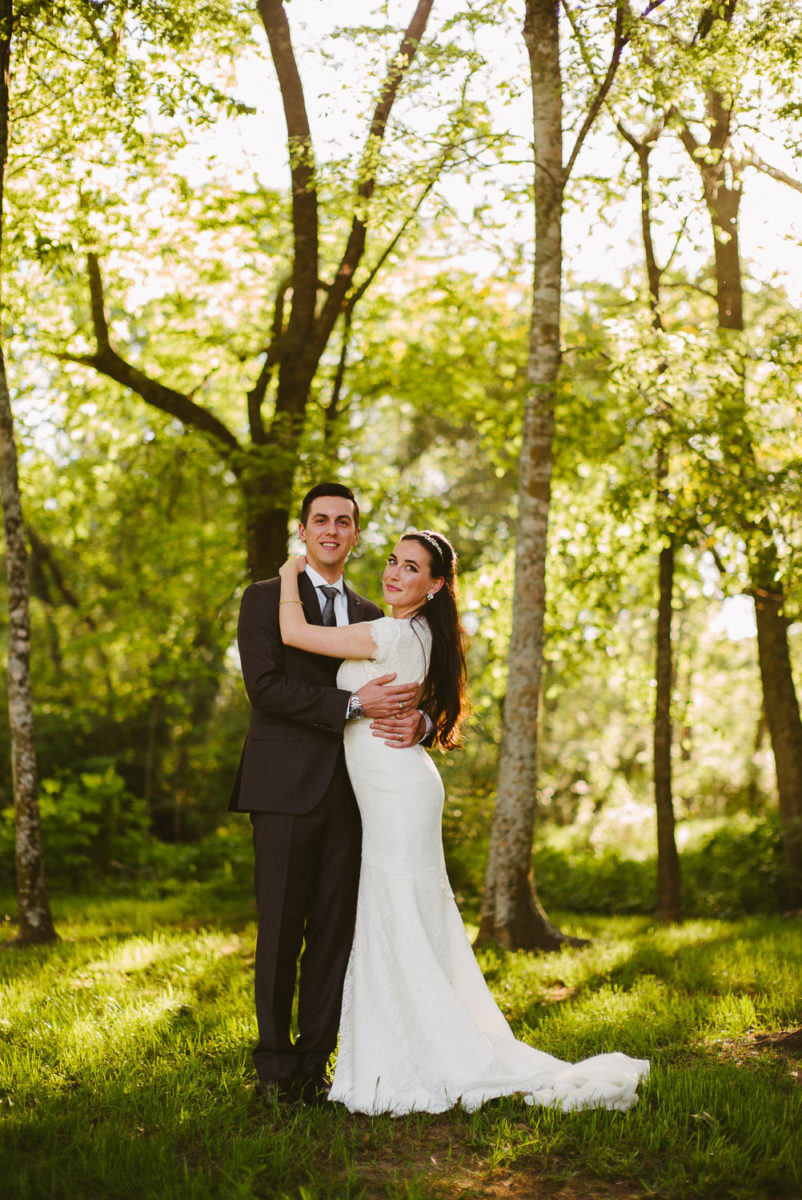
xmin=405 ymin=529 xmax=446 ymax=560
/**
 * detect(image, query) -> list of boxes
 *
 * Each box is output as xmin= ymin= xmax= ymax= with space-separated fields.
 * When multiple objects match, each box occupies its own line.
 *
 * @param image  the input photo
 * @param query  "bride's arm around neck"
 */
xmin=278 ymin=557 xmax=377 ymax=660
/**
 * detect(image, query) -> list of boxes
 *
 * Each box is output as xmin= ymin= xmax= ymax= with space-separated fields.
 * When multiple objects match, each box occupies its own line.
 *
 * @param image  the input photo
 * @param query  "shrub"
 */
xmin=533 ymin=815 xmax=786 ymax=919
xmin=137 ymin=823 xmax=253 ymax=889
xmin=0 ymin=763 xmax=148 ymax=888
xmin=680 ymin=817 xmax=787 ymax=918
xmin=536 ymin=846 xmax=656 ymax=914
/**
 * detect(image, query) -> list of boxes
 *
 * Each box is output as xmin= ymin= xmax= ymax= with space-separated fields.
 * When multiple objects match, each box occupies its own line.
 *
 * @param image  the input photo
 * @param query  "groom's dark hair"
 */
xmin=300 ymin=482 xmax=359 ymax=528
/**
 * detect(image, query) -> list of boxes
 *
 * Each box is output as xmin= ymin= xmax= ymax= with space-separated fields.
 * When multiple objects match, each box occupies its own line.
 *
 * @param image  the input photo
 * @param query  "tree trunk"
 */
xmin=0 ymin=354 xmax=56 ymax=944
xmin=478 ymin=0 xmax=630 ymax=949
xmin=654 ymin=540 xmax=681 ymax=922
xmin=624 ymin=126 xmax=683 ymax=923
xmin=478 ymin=0 xmax=584 ymax=951
xmin=246 ymin=493 xmax=292 ymax=584
xmin=679 ymin=41 xmax=802 ymax=905
xmin=0 ymin=0 xmax=56 ymax=945
xmin=697 ymin=162 xmax=802 ymax=885
xmin=752 ymin=577 xmax=802 ymax=907
xmin=243 ymin=453 xmax=301 ymax=582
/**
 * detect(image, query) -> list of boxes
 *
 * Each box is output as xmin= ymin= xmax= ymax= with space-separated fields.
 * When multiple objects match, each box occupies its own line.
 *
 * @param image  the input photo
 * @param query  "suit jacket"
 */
xmin=229 ymin=571 xmax=383 ymax=815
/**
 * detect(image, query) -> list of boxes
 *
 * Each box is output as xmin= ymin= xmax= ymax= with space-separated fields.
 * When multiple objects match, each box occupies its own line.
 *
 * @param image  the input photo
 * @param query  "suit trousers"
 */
xmin=250 ymin=752 xmax=361 ymax=1082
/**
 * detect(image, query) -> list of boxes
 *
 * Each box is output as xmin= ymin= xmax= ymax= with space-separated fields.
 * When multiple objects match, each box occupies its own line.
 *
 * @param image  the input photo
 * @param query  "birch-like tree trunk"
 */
xmin=477 ymin=0 xmax=567 ymax=950
xmin=478 ymin=0 xmax=631 ymax=949
xmin=0 ymin=0 xmax=56 ymax=945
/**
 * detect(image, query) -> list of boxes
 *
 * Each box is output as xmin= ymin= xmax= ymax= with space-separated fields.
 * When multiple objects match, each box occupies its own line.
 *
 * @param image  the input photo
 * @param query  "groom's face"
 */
xmin=299 ymin=497 xmax=359 ymax=577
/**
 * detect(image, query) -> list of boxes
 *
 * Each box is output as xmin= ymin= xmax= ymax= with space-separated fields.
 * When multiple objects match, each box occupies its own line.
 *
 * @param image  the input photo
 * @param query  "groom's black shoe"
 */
xmin=254 ymin=1076 xmax=296 ymax=1104
xmin=294 ymin=1073 xmax=332 ymax=1108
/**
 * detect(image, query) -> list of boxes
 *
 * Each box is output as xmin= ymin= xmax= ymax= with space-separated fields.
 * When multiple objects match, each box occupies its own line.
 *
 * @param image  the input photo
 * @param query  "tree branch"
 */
xmin=744 ymin=149 xmax=802 ymax=195
xmin=351 ymin=170 xmax=442 ymax=309
xmin=247 ymin=353 xmax=277 ymax=444
xmin=676 ymin=118 xmax=701 ymax=164
xmin=662 ymin=213 xmax=690 ymax=274
xmin=71 ymin=255 xmax=243 ymax=463
xmin=87 ymin=252 xmax=110 ymax=349
xmin=562 ymin=2 xmax=622 ymax=179
xmin=618 ymin=119 xmax=666 ymax=327
xmin=26 ymin=524 xmax=84 ymax=614
xmin=323 ymin=156 xmax=447 ymax=435
xmin=693 ymin=0 xmax=739 ymax=45
xmin=257 ymin=0 xmax=318 ymax=327
xmin=246 ymin=273 xmax=293 ymax=443
xmin=562 ymin=0 xmax=672 ymax=180
xmin=325 ymin=305 xmax=354 ymax=434
xmin=315 ymin=0 xmax=435 ymax=345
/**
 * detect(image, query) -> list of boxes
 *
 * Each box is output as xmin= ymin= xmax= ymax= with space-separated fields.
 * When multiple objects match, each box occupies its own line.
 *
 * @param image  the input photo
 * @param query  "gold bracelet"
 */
xmin=279 ymin=600 xmax=304 ymax=605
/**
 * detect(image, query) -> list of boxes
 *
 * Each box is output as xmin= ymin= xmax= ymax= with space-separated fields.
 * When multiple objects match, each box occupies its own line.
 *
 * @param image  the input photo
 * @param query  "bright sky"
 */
xmin=180 ymin=0 xmax=802 ymax=304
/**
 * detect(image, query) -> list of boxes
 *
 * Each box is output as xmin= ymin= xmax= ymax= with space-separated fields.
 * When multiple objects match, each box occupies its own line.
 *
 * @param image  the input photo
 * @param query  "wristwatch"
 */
xmin=346 ymin=693 xmax=365 ymax=721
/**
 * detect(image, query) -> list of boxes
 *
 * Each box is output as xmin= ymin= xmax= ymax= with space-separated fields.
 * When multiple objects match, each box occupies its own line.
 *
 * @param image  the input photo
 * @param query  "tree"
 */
xmin=671 ymin=0 xmax=802 ymax=906
xmin=617 ymin=114 xmax=682 ymax=922
xmin=584 ymin=0 xmax=802 ymax=919
xmin=0 ymin=0 xmax=55 ymax=944
xmin=56 ymin=0 xmax=473 ymax=581
xmin=478 ymin=0 xmax=652 ymax=949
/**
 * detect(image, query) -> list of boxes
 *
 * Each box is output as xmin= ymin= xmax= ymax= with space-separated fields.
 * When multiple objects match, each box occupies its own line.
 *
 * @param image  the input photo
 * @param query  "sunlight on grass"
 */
xmin=1 ymin=893 xmax=800 ymax=1200
xmin=706 ymin=993 xmax=758 ymax=1038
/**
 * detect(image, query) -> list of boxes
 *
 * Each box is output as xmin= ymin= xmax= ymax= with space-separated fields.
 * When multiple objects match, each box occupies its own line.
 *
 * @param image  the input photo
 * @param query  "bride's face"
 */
xmin=382 ymin=540 xmax=442 ymax=618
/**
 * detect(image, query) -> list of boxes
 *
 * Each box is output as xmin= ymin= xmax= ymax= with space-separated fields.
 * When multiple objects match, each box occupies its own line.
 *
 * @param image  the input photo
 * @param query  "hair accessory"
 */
xmin=406 ymin=529 xmax=445 ymax=560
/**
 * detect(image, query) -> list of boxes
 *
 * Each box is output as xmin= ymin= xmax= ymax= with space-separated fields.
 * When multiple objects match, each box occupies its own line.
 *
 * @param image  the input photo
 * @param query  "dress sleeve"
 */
xmin=369 ymin=617 xmax=431 ymax=682
xmin=369 ymin=617 xmax=405 ymax=668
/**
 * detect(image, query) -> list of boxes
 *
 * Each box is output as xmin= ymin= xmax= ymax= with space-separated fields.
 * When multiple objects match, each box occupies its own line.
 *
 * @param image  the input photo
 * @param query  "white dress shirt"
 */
xmin=304 ymin=565 xmax=349 ymax=626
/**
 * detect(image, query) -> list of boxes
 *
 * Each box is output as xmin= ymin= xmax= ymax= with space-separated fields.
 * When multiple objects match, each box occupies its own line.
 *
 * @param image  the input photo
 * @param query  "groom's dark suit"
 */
xmin=230 ymin=570 xmax=382 ymax=1085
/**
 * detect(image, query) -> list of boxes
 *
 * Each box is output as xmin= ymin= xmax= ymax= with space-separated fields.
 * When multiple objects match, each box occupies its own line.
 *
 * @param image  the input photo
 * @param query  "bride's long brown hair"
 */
xmin=403 ymin=531 xmax=468 ymax=750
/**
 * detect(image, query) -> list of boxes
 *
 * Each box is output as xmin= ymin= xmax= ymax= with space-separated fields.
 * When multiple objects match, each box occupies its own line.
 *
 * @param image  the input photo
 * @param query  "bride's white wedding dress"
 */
xmin=330 ymin=616 xmax=649 ymax=1116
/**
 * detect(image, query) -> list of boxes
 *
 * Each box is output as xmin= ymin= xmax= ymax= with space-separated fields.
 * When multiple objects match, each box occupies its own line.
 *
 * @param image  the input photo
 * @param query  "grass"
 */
xmin=1 ymin=884 xmax=800 ymax=1200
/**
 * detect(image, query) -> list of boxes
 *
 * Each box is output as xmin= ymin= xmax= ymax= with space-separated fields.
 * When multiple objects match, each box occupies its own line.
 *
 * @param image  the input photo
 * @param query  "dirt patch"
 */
xmin=751 ymin=1028 xmax=802 ymax=1056
xmin=710 ymin=1027 xmax=802 ymax=1085
xmin=345 ymin=1117 xmax=649 ymax=1199
xmin=541 ymin=985 xmax=576 ymax=1005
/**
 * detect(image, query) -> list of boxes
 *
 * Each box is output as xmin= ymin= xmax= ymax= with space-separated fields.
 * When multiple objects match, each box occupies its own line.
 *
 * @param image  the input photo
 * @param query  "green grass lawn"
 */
xmin=1 ymin=883 xmax=800 ymax=1199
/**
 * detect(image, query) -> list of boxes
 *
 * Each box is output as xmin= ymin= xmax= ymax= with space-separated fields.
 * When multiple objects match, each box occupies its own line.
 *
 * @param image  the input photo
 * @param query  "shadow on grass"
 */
xmin=475 ymin=914 xmax=802 ymax=1067
xmin=2 ymin=898 xmax=802 ymax=1200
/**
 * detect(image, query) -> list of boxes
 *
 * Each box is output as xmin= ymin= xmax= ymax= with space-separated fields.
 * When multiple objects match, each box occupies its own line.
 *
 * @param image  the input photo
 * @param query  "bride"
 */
xmin=278 ymin=530 xmax=649 ymax=1116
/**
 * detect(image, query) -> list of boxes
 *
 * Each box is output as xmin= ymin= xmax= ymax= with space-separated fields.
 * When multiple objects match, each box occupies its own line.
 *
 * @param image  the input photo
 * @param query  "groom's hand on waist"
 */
xmin=357 ymin=674 xmax=419 ymax=720
xmin=370 ymin=708 xmax=427 ymax=748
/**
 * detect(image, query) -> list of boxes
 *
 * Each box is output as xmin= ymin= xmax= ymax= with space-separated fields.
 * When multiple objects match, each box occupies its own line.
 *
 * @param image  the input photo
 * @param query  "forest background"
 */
xmin=1 ymin=0 xmax=802 ymax=930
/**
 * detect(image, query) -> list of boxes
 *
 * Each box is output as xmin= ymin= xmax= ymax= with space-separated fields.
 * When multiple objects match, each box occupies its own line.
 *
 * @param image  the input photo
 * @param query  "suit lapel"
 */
xmin=345 ymin=584 xmax=362 ymax=625
xmin=299 ymin=571 xmax=324 ymax=625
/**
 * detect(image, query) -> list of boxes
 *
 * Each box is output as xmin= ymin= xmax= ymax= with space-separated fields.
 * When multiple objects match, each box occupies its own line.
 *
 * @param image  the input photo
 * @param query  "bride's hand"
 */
xmin=279 ymin=554 xmax=307 ymax=578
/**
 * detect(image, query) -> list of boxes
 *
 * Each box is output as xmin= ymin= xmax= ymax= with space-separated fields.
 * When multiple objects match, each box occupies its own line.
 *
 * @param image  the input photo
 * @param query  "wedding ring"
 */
xmin=397 ymin=701 xmax=405 ymax=711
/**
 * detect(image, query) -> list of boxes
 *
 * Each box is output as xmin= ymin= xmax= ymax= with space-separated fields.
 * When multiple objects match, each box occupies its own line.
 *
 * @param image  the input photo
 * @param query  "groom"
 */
xmin=229 ymin=482 xmax=423 ymax=1104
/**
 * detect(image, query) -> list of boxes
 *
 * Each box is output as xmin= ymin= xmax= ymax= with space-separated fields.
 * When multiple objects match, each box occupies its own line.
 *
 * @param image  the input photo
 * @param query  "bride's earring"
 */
xmin=426 ymin=591 xmax=434 ymax=602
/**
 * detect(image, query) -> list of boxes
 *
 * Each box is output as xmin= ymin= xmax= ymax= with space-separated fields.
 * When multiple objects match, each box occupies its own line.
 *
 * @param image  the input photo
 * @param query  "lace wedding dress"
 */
xmin=330 ymin=616 xmax=649 ymax=1116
